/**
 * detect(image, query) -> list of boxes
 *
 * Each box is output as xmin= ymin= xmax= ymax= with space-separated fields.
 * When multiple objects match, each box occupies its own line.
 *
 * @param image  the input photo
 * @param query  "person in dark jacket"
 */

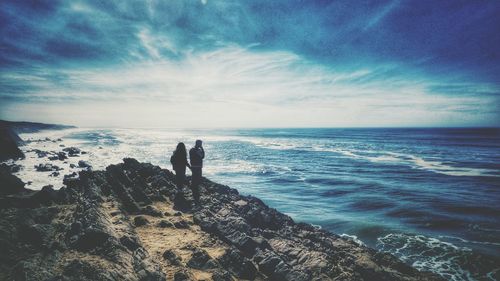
xmin=170 ymin=142 xmax=191 ymax=187
xmin=189 ymin=139 xmax=204 ymax=201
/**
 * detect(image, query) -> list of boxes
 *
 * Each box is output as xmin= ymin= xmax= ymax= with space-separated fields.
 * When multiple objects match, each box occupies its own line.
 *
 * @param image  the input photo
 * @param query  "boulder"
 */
xmin=63 ymin=147 xmax=81 ymax=156
xmin=218 ymin=248 xmax=257 ymax=280
xmin=134 ymin=216 xmax=149 ymax=227
xmin=174 ymin=220 xmax=190 ymax=229
xmin=78 ymin=160 xmax=91 ymax=168
xmin=158 ymin=220 xmax=174 ymax=228
xmin=187 ymin=248 xmax=217 ymax=270
xmin=173 ymin=270 xmax=193 ymax=281
xmin=162 ymin=249 xmax=182 ymax=265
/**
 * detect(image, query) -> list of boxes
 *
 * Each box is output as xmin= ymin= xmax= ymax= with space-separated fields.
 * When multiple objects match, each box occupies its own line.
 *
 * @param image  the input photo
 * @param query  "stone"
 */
xmin=35 ymin=163 xmax=62 ymax=172
xmin=134 ymin=216 xmax=149 ymax=227
xmin=218 ymin=248 xmax=257 ymax=280
xmin=0 ymin=165 xmax=27 ymax=195
xmin=174 ymin=220 xmax=190 ymax=229
xmin=78 ymin=160 xmax=91 ymax=168
xmin=211 ymin=269 xmax=233 ymax=281
xmin=187 ymin=248 xmax=217 ymax=270
xmin=174 ymin=270 xmax=193 ymax=281
xmin=120 ymin=235 xmax=141 ymax=251
xmin=142 ymin=205 xmax=163 ymax=217
xmin=162 ymin=249 xmax=182 ymax=265
xmin=63 ymin=147 xmax=81 ymax=156
xmin=158 ymin=220 xmax=174 ymax=228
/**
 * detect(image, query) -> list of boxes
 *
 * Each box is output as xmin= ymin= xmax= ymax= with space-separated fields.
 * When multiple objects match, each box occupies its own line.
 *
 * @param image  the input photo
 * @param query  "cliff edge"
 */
xmin=0 ymin=158 xmax=444 ymax=281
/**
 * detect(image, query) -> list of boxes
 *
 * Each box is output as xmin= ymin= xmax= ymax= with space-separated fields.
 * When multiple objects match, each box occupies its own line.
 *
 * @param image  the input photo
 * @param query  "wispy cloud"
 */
xmin=0 ymin=0 xmax=499 ymax=127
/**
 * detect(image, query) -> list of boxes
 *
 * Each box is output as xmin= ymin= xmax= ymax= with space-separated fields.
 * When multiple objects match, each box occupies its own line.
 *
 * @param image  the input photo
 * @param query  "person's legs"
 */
xmin=191 ymin=167 xmax=201 ymax=202
xmin=175 ymin=168 xmax=186 ymax=187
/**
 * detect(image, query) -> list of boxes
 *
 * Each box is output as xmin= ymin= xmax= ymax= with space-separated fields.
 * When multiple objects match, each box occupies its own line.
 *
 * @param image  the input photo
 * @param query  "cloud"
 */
xmin=1 ymin=44 xmax=498 ymax=127
xmin=0 ymin=0 xmax=499 ymax=127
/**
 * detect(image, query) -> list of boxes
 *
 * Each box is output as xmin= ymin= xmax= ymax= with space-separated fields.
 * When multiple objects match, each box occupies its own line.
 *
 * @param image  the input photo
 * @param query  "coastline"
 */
xmin=0 ymin=157 xmax=444 ymax=281
xmin=0 ymin=121 xmax=443 ymax=280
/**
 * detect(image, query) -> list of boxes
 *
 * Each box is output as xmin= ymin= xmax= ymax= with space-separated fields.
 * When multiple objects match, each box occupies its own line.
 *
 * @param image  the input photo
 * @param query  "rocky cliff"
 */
xmin=0 ymin=120 xmax=75 ymax=162
xmin=0 ymin=123 xmax=24 ymax=161
xmin=0 ymin=158 xmax=444 ymax=281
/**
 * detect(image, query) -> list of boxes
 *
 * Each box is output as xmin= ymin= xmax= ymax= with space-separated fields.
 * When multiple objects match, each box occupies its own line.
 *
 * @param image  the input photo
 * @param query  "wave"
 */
xmin=377 ymin=233 xmax=500 ymax=281
xmin=244 ymin=138 xmax=499 ymax=178
xmin=340 ymin=234 xmax=366 ymax=246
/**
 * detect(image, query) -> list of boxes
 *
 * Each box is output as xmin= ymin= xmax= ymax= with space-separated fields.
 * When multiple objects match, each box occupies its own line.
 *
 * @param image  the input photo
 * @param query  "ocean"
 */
xmin=9 ymin=127 xmax=500 ymax=281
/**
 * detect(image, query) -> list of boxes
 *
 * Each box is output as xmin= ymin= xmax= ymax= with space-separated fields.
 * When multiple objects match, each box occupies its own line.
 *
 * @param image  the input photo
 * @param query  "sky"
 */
xmin=0 ymin=0 xmax=499 ymax=128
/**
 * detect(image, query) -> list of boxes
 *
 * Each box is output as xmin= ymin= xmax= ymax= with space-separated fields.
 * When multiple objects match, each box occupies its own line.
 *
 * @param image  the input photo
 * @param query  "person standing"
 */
xmin=189 ymin=139 xmax=204 ymax=202
xmin=170 ymin=142 xmax=191 ymax=187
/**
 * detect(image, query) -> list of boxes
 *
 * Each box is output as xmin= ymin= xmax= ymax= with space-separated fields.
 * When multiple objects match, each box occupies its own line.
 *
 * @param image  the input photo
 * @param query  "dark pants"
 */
xmin=191 ymin=167 xmax=202 ymax=202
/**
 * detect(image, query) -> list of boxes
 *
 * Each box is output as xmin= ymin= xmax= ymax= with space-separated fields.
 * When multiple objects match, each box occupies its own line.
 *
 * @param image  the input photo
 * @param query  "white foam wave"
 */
xmin=234 ymin=136 xmax=498 ymax=178
xmin=377 ymin=233 xmax=478 ymax=281
xmin=438 ymin=235 xmax=500 ymax=247
xmin=340 ymin=233 xmax=366 ymax=246
xmin=315 ymin=147 xmax=499 ymax=177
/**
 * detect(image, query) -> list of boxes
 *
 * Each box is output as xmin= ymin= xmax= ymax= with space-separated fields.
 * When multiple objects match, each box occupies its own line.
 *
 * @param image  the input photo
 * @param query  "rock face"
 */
xmin=0 ymin=158 xmax=444 ymax=281
xmin=0 ymin=122 xmax=24 ymax=161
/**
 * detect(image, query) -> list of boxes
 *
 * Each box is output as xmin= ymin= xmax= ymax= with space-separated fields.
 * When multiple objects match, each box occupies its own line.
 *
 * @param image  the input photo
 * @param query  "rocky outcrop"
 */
xmin=0 ymin=158 xmax=444 ymax=281
xmin=0 ymin=123 xmax=24 ymax=161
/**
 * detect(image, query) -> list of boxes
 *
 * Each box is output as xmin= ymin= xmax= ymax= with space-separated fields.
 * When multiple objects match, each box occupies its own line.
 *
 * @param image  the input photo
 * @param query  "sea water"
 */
xmin=8 ymin=128 xmax=500 ymax=281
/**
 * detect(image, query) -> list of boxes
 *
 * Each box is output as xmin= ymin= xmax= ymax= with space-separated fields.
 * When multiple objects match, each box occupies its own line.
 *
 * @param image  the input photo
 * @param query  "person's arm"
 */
xmin=200 ymin=147 xmax=205 ymax=159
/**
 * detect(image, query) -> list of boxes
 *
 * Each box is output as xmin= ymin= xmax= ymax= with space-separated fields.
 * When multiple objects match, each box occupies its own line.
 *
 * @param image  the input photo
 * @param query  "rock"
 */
xmin=70 ymin=164 xmax=76 ymax=168
xmin=187 ymin=248 xmax=217 ymax=270
xmin=1 ymin=163 xmax=22 ymax=173
xmin=0 ymin=157 xmax=446 ymax=281
xmin=134 ymin=216 xmax=149 ymax=227
xmin=63 ymin=147 xmax=81 ymax=156
xmin=73 ymin=228 xmax=111 ymax=251
xmin=50 ymin=171 xmax=60 ymax=177
xmin=257 ymin=251 xmax=283 ymax=276
xmin=78 ymin=160 xmax=91 ymax=168
xmin=162 ymin=249 xmax=182 ymax=265
xmin=120 ymin=235 xmax=141 ymax=251
xmin=34 ymin=149 xmax=49 ymax=158
xmin=57 ymin=152 xmax=67 ymax=160
xmin=174 ymin=270 xmax=193 ymax=281
xmin=234 ymin=199 xmax=248 ymax=207
xmin=211 ymin=269 xmax=233 ymax=281
xmin=174 ymin=220 xmax=190 ymax=229
xmin=31 ymin=185 xmax=61 ymax=205
xmin=0 ymin=124 xmax=24 ymax=161
xmin=173 ymin=191 xmax=192 ymax=211
xmin=174 ymin=211 xmax=183 ymax=216
xmin=218 ymin=248 xmax=257 ymax=280
xmin=19 ymin=223 xmax=52 ymax=248
xmin=0 ymin=165 xmax=27 ymax=196
xmin=35 ymin=163 xmax=62 ymax=172
xmin=62 ymin=260 xmax=111 ymax=280
xmin=158 ymin=220 xmax=174 ymax=228
xmin=142 ymin=205 xmax=163 ymax=217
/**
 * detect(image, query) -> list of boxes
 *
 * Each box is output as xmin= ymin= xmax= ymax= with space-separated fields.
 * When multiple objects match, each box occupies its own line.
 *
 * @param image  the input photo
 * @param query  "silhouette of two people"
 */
xmin=170 ymin=140 xmax=204 ymax=202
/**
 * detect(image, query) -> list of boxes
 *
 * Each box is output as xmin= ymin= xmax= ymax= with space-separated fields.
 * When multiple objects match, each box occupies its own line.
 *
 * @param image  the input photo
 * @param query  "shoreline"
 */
xmin=0 ymin=157 xmax=444 ymax=281
xmin=2 ymin=121 xmax=498 ymax=280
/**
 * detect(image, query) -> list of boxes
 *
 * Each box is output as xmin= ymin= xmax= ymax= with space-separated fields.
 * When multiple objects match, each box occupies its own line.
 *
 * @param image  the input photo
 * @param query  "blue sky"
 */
xmin=0 ymin=0 xmax=499 ymax=127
